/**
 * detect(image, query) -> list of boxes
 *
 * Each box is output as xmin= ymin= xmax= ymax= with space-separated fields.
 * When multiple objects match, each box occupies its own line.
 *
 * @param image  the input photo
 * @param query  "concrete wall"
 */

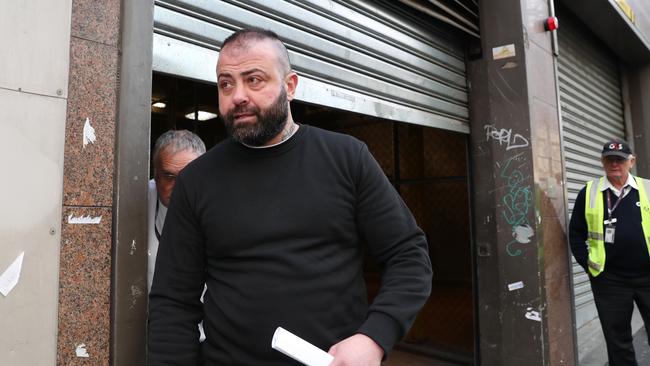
xmin=0 ymin=1 xmax=72 ymax=365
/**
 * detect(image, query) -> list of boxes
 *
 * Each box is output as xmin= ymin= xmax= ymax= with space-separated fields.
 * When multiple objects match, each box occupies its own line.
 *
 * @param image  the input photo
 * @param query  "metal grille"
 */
xmin=558 ymin=8 xmax=625 ymax=330
xmin=331 ymin=117 xmax=473 ymax=356
xmin=398 ymin=169 xmax=472 ymax=356
xmin=152 ymin=0 xmax=470 ymax=133
xmin=326 ymin=119 xmax=472 ymax=282
xmin=396 ymin=0 xmax=479 ymax=38
xmin=334 ymin=118 xmax=395 ymax=180
xmin=400 ymin=181 xmax=471 ymax=283
xmin=399 ymin=125 xmax=468 ymax=179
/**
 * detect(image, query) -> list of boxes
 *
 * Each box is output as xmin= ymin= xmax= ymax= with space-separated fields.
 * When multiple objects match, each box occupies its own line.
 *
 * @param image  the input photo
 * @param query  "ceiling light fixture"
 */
xmin=152 ymin=101 xmax=166 ymax=109
xmin=185 ymin=111 xmax=218 ymax=121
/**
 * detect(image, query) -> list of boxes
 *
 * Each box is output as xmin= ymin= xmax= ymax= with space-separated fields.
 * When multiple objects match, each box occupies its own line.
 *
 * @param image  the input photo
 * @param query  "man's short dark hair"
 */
xmin=221 ymin=27 xmax=292 ymax=74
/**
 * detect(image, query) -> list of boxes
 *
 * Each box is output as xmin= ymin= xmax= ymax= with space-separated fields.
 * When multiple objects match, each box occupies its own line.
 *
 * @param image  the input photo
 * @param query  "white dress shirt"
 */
xmin=148 ymin=179 xmax=166 ymax=292
xmin=600 ymin=173 xmax=638 ymax=197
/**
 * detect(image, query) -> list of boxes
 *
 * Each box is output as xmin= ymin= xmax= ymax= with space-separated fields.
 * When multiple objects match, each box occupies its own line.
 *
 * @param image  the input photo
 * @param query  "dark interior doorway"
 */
xmin=150 ymin=72 xmax=475 ymax=364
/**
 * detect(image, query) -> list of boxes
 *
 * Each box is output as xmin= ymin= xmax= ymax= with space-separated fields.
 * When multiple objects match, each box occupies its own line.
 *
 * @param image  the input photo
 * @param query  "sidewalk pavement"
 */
xmin=634 ymin=327 xmax=650 ymax=365
xmin=579 ymin=306 xmax=649 ymax=365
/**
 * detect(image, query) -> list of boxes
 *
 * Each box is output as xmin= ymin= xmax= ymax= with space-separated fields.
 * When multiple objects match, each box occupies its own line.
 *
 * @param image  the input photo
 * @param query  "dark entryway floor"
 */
xmin=386 ymin=350 xmax=466 ymax=366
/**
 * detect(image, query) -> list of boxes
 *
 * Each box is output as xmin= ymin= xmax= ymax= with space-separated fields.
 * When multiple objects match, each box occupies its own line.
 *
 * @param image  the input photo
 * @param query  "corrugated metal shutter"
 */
xmin=152 ymin=0 xmax=469 ymax=134
xmin=397 ymin=0 xmax=479 ymax=38
xmin=558 ymin=12 xmax=625 ymax=330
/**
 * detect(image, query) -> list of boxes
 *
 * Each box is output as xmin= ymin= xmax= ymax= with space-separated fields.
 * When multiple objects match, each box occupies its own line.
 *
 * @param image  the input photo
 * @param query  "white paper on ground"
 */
xmin=0 ymin=252 xmax=25 ymax=296
xmin=271 ymin=327 xmax=334 ymax=366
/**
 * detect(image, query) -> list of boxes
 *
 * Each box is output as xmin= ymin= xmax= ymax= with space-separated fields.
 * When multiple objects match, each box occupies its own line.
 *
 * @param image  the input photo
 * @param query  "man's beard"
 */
xmin=222 ymin=87 xmax=289 ymax=146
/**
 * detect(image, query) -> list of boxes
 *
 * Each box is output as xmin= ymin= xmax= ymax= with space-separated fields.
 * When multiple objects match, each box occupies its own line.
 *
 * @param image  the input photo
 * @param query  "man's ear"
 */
xmin=285 ymin=72 xmax=298 ymax=101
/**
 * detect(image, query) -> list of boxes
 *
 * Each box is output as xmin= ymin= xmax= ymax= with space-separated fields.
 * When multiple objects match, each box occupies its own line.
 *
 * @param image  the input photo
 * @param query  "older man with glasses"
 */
xmin=148 ymin=129 xmax=206 ymax=292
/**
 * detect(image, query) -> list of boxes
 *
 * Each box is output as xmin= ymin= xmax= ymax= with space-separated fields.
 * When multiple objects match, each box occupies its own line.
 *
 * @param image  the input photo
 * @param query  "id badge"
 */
xmin=605 ymin=227 xmax=616 ymax=244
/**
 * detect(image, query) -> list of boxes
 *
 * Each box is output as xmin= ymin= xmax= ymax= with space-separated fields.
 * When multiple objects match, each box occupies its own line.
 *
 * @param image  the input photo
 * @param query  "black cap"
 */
xmin=602 ymin=140 xmax=633 ymax=159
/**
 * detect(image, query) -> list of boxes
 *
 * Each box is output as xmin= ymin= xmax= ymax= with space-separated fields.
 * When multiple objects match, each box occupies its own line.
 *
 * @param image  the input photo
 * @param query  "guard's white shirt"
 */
xmin=600 ymin=173 xmax=638 ymax=197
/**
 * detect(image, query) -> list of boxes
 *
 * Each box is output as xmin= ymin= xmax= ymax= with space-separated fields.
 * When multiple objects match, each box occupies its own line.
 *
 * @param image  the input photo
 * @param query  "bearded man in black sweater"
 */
xmin=147 ymin=28 xmax=432 ymax=366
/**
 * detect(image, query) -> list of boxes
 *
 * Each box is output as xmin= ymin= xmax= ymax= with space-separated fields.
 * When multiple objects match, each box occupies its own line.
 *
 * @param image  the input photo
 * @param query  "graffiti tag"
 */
xmin=484 ymin=124 xmax=529 ymax=150
xmin=499 ymin=153 xmax=533 ymax=256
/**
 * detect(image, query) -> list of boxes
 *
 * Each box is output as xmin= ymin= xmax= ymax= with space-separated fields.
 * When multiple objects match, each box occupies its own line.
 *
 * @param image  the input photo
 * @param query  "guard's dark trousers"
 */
xmin=590 ymin=271 xmax=650 ymax=365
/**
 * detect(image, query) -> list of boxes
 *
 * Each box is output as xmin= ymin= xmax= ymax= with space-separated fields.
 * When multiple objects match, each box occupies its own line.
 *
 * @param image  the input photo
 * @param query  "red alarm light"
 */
xmin=545 ymin=17 xmax=559 ymax=31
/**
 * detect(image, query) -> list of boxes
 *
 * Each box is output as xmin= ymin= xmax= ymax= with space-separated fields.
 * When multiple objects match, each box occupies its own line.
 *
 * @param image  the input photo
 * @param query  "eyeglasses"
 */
xmin=603 ymin=156 xmax=630 ymax=164
xmin=157 ymin=172 xmax=177 ymax=182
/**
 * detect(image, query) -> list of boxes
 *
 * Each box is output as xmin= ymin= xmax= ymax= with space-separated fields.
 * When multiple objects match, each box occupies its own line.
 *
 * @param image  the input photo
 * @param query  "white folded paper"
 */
xmin=271 ymin=327 xmax=334 ymax=366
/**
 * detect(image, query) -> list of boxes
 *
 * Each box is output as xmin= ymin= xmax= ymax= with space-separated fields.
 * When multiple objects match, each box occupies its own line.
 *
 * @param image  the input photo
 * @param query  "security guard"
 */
xmin=569 ymin=139 xmax=650 ymax=365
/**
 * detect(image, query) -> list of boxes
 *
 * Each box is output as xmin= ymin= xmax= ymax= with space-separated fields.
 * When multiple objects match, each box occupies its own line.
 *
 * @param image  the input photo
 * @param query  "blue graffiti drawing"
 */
xmin=506 ymin=239 xmax=522 ymax=256
xmin=499 ymin=154 xmax=533 ymax=256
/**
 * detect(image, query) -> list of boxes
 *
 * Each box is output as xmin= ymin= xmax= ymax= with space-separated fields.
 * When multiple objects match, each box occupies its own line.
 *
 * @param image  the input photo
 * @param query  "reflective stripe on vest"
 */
xmin=588 ymin=232 xmax=604 ymax=241
xmin=636 ymin=177 xmax=650 ymax=258
xmin=584 ymin=176 xmax=650 ymax=276
xmin=585 ymin=178 xmax=605 ymax=276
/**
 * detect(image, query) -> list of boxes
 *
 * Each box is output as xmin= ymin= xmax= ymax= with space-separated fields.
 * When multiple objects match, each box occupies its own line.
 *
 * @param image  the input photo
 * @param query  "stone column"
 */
xmin=468 ymin=0 xmax=576 ymax=364
xmin=57 ymin=0 xmax=121 ymax=364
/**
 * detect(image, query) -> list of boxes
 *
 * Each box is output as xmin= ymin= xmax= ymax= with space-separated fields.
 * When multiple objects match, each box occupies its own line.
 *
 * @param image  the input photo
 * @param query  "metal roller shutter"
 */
xmin=558 ymin=12 xmax=626 ymax=330
xmin=152 ymin=0 xmax=470 ymax=133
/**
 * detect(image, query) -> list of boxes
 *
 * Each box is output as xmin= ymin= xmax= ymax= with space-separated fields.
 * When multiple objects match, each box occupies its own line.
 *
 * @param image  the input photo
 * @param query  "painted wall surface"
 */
xmin=624 ymin=0 xmax=650 ymax=42
xmin=0 ymin=1 xmax=72 ymax=365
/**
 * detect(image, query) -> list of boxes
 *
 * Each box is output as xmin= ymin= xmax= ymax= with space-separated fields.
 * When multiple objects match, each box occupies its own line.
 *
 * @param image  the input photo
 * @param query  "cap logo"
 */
xmin=609 ymin=143 xmax=623 ymax=150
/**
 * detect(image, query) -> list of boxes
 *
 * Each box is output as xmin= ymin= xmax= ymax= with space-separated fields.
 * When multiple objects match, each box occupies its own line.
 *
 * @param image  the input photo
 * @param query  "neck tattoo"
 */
xmin=281 ymin=122 xmax=297 ymax=142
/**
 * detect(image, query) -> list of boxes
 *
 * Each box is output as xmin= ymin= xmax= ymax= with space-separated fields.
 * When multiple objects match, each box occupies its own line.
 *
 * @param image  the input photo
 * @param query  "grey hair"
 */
xmin=153 ymin=130 xmax=206 ymax=173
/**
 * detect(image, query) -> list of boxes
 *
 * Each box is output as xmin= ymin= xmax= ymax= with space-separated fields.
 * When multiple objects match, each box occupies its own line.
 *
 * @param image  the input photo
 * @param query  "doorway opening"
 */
xmin=150 ymin=72 xmax=475 ymax=364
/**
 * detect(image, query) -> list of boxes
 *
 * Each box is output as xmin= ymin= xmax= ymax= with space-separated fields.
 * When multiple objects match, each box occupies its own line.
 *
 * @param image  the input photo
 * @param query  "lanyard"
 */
xmin=606 ymin=186 xmax=629 ymax=222
xmin=155 ymin=199 xmax=162 ymax=241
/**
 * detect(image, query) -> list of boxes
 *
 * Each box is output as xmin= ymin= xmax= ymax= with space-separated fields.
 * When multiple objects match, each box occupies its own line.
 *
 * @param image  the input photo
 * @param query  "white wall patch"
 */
xmin=513 ymin=224 xmax=534 ymax=243
xmin=492 ymin=44 xmax=516 ymax=60
xmin=67 ymin=214 xmax=102 ymax=224
xmin=0 ymin=252 xmax=24 ymax=296
xmin=508 ymin=281 xmax=524 ymax=291
xmin=75 ymin=343 xmax=90 ymax=358
xmin=83 ymin=118 xmax=96 ymax=147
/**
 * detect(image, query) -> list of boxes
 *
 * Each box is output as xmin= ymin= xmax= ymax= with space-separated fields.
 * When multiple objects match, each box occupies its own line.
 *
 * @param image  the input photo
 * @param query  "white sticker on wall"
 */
xmin=83 ymin=118 xmax=96 ymax=147
xmin=75 ymin=343 xmax=90 ymax=358
xmin=508 ymin=281 xmax=524 ymax=291
xmin=525 ymin=307 xmax=542 ymax=322
xmin=67 ymin=214 xmax=102 ymax=224
xmin=492 ymin=44 xmax=516 ymax=60
xmin=0 ymin=252 xmax=24 ymax=296
xmin=513 ymin=224 xmax=534 ymax=243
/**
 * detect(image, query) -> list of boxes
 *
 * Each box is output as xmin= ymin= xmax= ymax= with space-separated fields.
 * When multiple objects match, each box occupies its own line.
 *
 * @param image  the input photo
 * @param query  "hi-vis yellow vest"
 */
xmin=585 ymin=176 xmax=650 ymax=276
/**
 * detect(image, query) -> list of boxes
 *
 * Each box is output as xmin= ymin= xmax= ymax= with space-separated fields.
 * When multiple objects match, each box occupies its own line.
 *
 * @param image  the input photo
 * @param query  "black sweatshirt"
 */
xmin=148 ymin=125 xmax=432 ymax=365
xmin=569 ymin=182 xmax=650 ymax=277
